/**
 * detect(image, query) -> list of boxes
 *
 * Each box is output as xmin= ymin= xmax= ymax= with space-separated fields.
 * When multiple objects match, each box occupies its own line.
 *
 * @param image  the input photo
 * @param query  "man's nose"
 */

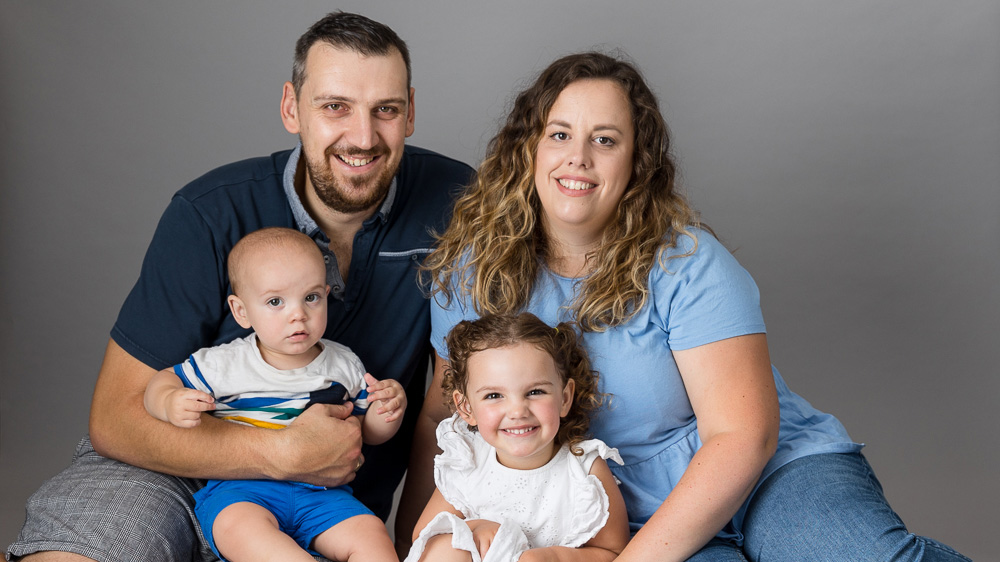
xmin=345 ymin=111 xmax=378 ymax=151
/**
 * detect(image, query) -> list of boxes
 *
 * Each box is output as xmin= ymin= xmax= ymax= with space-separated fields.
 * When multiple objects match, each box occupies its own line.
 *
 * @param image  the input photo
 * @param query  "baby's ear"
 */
xmin=227 ymin=295 xmax=253 ymax=329
xmin=453 ymin=391 xmax=476 ymax=427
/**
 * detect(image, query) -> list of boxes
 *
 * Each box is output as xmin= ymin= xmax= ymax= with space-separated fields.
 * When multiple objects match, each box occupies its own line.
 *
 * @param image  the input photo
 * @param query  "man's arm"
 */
xmin=89 ymin=338 xmax=365 ymax=486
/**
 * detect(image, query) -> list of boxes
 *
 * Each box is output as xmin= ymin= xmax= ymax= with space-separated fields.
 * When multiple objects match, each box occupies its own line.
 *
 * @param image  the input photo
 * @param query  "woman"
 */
xmin=406 ymin=52 xmax=969 ymax=561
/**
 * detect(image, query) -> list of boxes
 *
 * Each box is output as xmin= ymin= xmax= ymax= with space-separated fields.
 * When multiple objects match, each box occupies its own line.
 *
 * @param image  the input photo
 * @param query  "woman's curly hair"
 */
xmin=424 ymin=51 xmax=702 ymax=331
xmin=443 ymin=313 xmax=604 ymax=455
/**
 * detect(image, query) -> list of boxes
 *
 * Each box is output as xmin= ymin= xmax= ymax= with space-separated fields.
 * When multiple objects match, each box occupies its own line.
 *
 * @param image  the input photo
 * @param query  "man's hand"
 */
xmin=273 ymin=402 xmax=363 ymax=487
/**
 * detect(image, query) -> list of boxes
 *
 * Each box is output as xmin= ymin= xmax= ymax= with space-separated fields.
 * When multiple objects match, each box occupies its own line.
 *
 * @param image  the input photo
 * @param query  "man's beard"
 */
xmin=305 ymin=144 xmax=396 ymax=214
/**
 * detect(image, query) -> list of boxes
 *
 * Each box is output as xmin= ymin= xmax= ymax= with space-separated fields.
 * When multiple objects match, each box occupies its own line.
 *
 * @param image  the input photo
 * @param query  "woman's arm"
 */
xmin=615 ymin=333 xmax=779 ymax=562
xmin=395 ymin=352 xmax=453 ymax=554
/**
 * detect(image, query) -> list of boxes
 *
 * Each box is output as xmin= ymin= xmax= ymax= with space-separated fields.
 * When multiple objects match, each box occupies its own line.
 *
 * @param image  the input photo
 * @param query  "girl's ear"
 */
xmin=559 ymin=378 xmax=576 ymax=417
xmin=453 ymin=390 xmax=476 ymax=427
xmin=227 ymin=295 xmax=253 ymax=329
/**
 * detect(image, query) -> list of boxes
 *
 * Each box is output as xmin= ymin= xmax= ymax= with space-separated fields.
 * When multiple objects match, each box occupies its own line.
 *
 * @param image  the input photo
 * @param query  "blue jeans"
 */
xmin=686 ymin=453 xmax=970 ymax=562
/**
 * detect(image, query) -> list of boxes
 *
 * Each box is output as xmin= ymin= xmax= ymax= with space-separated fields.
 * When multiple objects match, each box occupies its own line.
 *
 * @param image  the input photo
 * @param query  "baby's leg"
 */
xmin=416 ymin=534 xmax=474 ymax=562
xmin=212 ymin=502 xmax=316 ymax=562
xmin=311 ymin=514 xmax=398 ymax=562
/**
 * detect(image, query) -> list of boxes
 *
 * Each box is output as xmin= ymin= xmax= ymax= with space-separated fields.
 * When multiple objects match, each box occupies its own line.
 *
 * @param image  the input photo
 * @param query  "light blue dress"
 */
xmin=430 ymin=229 xmax=862 ymax=539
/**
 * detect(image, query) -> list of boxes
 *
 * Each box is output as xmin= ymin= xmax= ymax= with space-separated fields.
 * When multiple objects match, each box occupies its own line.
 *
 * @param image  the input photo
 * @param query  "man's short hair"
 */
xmin=292 ymin=11 xmax=411 ymax=95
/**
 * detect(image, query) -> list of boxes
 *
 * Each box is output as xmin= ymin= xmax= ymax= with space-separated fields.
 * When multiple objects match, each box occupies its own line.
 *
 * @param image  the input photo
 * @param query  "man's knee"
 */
xmin=9 ymin=437 xmax=210 ymax=562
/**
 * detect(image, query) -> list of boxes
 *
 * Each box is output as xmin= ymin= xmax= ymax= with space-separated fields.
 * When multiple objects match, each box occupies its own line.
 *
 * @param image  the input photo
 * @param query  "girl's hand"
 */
xmin=466 ymin=519 xmax=501 ymax=557
xmin=364 ymin=373 xmax=407 ymax=422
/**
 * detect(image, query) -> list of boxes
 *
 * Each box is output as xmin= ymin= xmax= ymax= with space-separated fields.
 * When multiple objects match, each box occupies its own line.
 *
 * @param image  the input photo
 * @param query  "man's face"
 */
xmin=281 ymin=43 xmax=415 ymax=215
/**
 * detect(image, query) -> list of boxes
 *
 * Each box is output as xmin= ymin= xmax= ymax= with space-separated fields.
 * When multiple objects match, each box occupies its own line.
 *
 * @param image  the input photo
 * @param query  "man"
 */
xmin=8 ymin=12 xmax=472 ymax=562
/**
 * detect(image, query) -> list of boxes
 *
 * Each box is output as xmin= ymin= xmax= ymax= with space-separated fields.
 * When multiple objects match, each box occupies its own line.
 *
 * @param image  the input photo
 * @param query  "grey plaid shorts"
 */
xmin=6 ymin=435 xmax=214 ymax=562
xmin=7 ymin=436 xmax=335 ymax=562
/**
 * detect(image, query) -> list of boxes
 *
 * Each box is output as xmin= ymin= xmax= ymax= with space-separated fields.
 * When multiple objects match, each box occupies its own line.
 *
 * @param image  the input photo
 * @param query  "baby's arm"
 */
xmin=360 ymin=373 xmax=406 ymax=445
xmin=143 ymin=368 xmax=215 ymax=428
xmin=518 ymin=457 xmax=631 ymax=562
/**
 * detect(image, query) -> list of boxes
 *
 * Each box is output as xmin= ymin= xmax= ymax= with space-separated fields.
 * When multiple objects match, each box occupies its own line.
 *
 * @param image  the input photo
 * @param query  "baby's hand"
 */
xmin=364 ymin=373 xmax=406 ymax=422
xmin=165 ymin=388 xmax=215 ymax=428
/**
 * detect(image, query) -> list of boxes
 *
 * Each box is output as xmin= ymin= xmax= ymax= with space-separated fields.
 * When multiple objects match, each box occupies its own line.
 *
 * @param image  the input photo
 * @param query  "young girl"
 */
xmin=406 ymin=313 xmax=629 ymax=562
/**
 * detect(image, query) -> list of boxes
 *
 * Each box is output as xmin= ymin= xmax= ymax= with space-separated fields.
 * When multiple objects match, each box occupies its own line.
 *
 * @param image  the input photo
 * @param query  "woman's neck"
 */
xmin=543 ymin=223 xmax=602 ymax=278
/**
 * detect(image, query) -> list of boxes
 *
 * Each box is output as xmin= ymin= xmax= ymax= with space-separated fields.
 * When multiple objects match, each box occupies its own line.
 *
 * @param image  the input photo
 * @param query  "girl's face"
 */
xmin=533 ymin=78 xmax=635 ymax=245
xmin=454 ymin=342 xmax=575 ymax=470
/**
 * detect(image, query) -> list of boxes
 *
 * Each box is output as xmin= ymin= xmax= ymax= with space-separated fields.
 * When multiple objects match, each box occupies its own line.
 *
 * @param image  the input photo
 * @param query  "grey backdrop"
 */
xmin=1 ymin=1 xmax=995 ymax=558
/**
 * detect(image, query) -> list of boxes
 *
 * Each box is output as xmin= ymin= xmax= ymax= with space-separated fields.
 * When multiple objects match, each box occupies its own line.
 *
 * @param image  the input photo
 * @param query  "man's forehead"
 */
xmin=302 ymin=42 xmax=408 ymax=88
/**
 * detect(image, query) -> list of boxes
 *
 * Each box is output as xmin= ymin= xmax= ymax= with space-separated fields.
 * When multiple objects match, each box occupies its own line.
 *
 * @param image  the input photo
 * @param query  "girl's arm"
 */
xmin=615 ymin=333 xmax=779 ymax=562
xmin=411 ymin=488 xmax=465 ymax=542
xmin=517 ymin=456 xmax=630 ymax=562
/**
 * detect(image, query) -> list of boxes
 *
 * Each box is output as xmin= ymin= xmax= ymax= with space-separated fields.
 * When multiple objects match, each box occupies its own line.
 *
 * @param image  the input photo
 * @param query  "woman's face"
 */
xmin=533 ymin=79 xmax=634 ymax=244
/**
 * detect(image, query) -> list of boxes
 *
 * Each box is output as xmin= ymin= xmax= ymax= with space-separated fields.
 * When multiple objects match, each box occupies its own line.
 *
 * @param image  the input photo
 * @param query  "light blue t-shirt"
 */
xmin=430 ymin=229 xmax=861 ymax=540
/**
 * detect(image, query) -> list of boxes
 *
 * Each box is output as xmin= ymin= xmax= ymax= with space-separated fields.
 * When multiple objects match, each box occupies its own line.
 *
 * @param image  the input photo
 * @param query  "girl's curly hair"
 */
xmin=443 ymin=313 xmax=604 ymax=455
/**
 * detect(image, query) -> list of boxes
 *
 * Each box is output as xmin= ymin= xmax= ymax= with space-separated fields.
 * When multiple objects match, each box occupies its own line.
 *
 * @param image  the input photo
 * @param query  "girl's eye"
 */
xmin=267 ymin=298 xmax=283 ymax=307
xmin=528 ymin=389 xmax=546 ymax=396
xmin=484 ymin=393 xmax=502 ymax=400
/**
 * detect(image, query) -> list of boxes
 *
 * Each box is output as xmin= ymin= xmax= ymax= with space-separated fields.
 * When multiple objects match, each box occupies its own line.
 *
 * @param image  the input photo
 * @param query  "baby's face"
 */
xmin=238 ymin=245 xmax=329 ymax=369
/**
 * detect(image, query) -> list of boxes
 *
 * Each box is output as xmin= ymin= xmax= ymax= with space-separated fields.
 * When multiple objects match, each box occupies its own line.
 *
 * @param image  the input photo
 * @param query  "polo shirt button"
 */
xmin=324 ymin=255 xmax=331 ymax=263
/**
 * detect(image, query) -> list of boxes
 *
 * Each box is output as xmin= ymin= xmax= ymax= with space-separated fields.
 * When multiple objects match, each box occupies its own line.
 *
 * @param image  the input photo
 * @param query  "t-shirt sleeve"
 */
xmin=654 ymin=230 xmax=767 ymax=351
xmin=111 ymin=195 xmax=230 ymax=370
xmin=429 ymin=288 xmax=474 ymax=361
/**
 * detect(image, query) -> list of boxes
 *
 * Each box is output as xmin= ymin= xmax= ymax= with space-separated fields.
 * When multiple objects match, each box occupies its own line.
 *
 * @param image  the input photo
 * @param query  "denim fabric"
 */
xmin=686 ymin=453 xmax=970 ymax=561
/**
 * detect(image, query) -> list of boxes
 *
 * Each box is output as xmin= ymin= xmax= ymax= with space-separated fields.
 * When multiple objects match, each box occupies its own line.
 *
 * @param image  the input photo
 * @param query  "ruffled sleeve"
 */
xmin=433 ymin=413 xmax=488 ymax=516
xmin=564 ymin=439 xmax=624 ymax=547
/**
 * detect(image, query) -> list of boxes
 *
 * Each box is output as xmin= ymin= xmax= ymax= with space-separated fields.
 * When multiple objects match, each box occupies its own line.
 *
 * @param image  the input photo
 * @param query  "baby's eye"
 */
xmin=267 ymin=298 xmax=283 ymax=307
xmin=305 ymin=293 xmax=321 ymax=303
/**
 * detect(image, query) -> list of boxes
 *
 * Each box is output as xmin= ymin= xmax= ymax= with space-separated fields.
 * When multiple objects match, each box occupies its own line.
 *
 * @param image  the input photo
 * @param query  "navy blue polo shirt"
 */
xmin=111 ymin=145 xmax=473 ymax=518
